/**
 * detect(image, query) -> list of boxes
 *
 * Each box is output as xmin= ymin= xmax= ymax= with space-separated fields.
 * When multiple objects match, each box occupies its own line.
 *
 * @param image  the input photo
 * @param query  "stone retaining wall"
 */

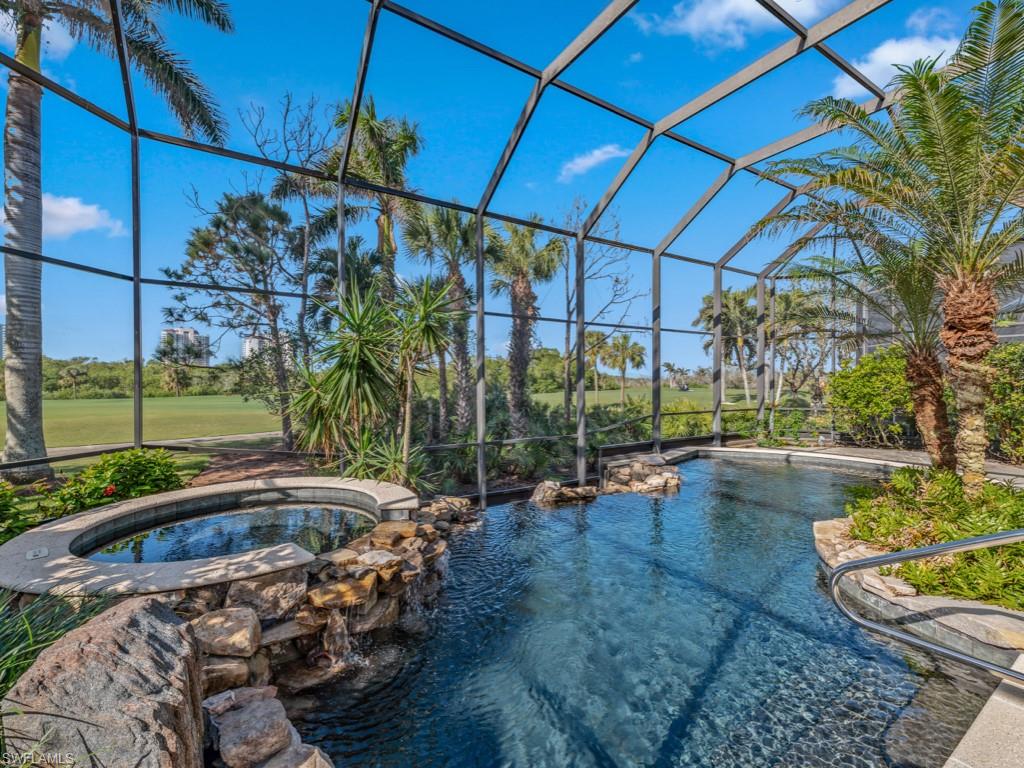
xmin=1 ymin=496 xmax=479 ymax=768
xmin=814 ymin=517 xmax=1024 ymax=667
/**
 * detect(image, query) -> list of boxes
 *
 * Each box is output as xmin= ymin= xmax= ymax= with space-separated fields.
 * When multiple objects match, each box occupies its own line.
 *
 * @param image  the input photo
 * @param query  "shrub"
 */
xmin=40 ymin=449 xmax=184 ymax=518
xmin=827 ymin=347 xmax=913 ymax=447
xmin=987 ymin=342 xmax=1024 ymax=464
xmin=848 ymin=467 xmax=1024 ymax=610
xmin=0 ymin=482 xmax=33 ymax=545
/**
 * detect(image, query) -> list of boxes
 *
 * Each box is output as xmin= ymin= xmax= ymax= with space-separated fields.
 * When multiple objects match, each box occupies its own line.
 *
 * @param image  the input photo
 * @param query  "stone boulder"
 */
xmin=191 ymin=607 xmax=261 ymax=657
xmin=202 ymin=655 xmax=252 ymax=696
xmin=420 ymin=495 xmax=475 ymax=523
xmin=357 ymin=549 xmax=404 ymax=581
xmin=350 ymin=596 xmax=400 ymax=634
xmin=214 ymin=696 xmax=292 ymax=768
xmin=307 ymin=571 xmax=378 ymax=609
xmin=530 ymin=481 xmax=599 ymax=506
xmin=3 ymin=596 xmax=204 ymax=768
xmin=225 ymin=567 xmax=308 ymax=621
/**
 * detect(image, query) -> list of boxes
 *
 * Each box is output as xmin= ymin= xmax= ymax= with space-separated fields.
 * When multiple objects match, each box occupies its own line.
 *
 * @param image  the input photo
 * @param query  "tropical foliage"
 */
xmin=39 ymin=449 xmax=184 ymax=518
xmin=762 ymin=0 xmax=1024 ymax=493
xmin=848 ymin=468 xmax=1024 ymax=610
xmin=1 ymin=0 xmax=232 ymax=480
xmin=987 ymin=342 xmax=1024 ymax=463
xmin=827 ymin=347 xmax=914 ymax=447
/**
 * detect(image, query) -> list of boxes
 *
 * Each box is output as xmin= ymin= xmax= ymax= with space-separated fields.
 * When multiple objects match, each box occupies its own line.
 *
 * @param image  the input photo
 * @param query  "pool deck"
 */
xmin=945 ymin=656 xmax=1024 ymax=768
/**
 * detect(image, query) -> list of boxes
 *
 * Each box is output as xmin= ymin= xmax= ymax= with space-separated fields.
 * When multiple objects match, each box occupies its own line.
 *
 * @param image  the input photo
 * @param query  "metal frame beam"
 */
xmin=109 ymin=0 xmax=143 ymax=450
xmin=0 ymin=0 xmax=916 ymax=488
xmin=337 ymin=0 xmax=383 ymax=299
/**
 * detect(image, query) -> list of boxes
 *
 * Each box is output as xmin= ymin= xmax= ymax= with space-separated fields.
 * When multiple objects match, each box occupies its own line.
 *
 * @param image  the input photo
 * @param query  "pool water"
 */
xmin=89 ymin=504 xmax=376 ymax=563
xmin=300 ymin=459 xmax=995 ymax=767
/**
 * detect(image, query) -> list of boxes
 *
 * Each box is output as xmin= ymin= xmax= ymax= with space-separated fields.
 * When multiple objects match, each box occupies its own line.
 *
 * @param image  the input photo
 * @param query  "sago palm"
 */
xmin=2 ymin=0 xmax=232 ymax=480
xmin=488 ymin=218 xmax=565 ymax=437
xmin=777 ymin=212 xmax=956 ymax=468
xmin=762 ymin=0 xmax=1024 ymax=493
xmin=602 ymin=333 xmax=646 ymax=407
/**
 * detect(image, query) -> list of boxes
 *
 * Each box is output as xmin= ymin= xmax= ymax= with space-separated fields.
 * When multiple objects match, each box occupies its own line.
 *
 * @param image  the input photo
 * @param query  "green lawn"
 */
xmin=532 ymin=384 xmax=756 ymax=411
xmin=0 ymin=396 xmax=281 ymax=448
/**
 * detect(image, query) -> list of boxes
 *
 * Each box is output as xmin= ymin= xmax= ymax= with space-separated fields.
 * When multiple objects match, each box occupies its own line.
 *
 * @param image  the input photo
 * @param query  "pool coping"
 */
xmin=945 ymin=655 xmax=1024 ymax=768
xmin=0 ymin=477 xmax=418 ymax=596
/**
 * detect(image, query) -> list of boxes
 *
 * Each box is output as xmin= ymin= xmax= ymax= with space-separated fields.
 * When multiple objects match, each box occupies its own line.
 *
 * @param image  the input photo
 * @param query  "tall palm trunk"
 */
xmin=940 ymin=275 xmax=998 ymax=495
xmin=619 ymin=367 xmax=626 ymax=406
xmin=436 ymin=348 xmax=448 ymax=441
xmin=266 ymin=307 xmax=294 ymax=451
xmin=3 ymin=9 xmax=51 ymax=482
xmin=735 ymin=336 xmax=751 ymax=404
xmin=507 ymin=275 xmax=534 ymax=438
xmin=376 ymin=209 xmax=396 ymax=300
xmin=905 ymin=349 xmax=957 ymax=470
xmin=448 ymin=268 xmax=472 ymax=435
xmin=402 ymin=358 xmax=415 ymax=478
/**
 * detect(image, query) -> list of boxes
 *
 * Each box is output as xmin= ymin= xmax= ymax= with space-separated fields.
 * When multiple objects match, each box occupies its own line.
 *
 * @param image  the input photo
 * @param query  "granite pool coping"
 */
xmin=0 ymin=477 xmax=418 ymax=596
xmin=945 ymin=655 xmax=1024 ymax=768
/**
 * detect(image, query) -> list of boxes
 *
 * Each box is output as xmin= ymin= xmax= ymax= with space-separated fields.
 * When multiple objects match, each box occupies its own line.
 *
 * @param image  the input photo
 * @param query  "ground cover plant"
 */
xmin=848 ymin=468 xmax=1024 ymax=610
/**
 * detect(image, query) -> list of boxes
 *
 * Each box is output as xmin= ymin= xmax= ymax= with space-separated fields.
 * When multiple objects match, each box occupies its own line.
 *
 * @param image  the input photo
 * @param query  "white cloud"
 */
xmin=557 ymin=144 xmax=631 ymax=184
xmin=832 ymin=6 xmax=959 ymax=97
xmin=630 ymin=0 xmax=837 ymax=50
xmin=38 ymin=194 xmax=126 ymax=239
xmin=0 ymin=18 xmax=75 ymax=61
xmin=0 ymin=294 xmax=6 ymax=316
xmin=906 ymin=6 xmax=956 ymax=35
xmin=626 ymin=51 xmax=644 ymax=64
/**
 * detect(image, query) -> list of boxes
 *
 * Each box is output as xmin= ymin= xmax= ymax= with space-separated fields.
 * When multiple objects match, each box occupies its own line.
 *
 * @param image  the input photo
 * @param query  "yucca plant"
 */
xmin=761 ymin=0 xmax=1024 ymax=495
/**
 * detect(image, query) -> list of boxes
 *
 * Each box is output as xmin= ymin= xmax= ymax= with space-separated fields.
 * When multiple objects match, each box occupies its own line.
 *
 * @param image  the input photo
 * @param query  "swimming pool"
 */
xmin=299 ymin=458 xmax=994 ymax=767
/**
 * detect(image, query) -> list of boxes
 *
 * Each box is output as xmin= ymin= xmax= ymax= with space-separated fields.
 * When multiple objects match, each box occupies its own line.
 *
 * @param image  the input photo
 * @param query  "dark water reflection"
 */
xmin=89 ymin=504 xmax=375 ymax=563
xmin=300 ymin=459 xmax=995 ymax=767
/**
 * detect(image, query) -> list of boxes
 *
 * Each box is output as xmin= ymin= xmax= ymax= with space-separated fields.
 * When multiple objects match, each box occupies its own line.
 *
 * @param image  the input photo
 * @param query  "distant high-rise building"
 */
xmin=0 ymin=322 xmax=5 ymax=360
xmin=241 ymin=334 xmax=271 ymax=359
xmin=241 ymin=333 xmax=294 ymax=368
xmin=159 ymin=327 xmax=211 ymax=367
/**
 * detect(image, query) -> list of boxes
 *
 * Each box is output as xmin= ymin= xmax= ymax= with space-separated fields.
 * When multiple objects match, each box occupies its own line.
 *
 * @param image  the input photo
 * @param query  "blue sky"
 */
xmin=0 ymin=0 xmax=979 ymax=374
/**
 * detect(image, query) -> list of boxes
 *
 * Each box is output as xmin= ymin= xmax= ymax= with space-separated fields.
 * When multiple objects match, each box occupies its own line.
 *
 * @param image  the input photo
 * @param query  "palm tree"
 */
xmin=762 ymin=0 xmax=1024 ymax=494
xmin=779 ymin=218 xmax=956 ymax=468
xmin=321 ymin=96 xmax=422 ymax=299
xmin=602 ymin=333 xmax=646 ymax=407
xmin=584 ymin=330 xmax=608 ymax=404
xmin=694 ymin=287 xmax=758 ymax=404
xmin=404 ymin=205 xmax=497 ymax=436
xmin=58 ymin=365 xmax=87 ymax=399
xmin=395 ymin=278 xmax=459 ymax=478
xmin=662 ymin=362 xmax=690 ymax=389
xmin=2 ymin=1 xmax=232 ymax=481
xmin=488 ymin=219 xmax=565 ymax=437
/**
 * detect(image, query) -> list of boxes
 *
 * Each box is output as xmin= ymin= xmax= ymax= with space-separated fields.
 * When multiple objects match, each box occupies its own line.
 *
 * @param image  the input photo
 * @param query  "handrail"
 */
xmin=828 ymin=529 xmax=1024 ymax=684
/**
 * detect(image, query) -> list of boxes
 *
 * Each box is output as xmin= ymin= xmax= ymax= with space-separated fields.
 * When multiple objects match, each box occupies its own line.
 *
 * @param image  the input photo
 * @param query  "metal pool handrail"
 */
xmin=828 ymin=529 xmax=1024 ymax=685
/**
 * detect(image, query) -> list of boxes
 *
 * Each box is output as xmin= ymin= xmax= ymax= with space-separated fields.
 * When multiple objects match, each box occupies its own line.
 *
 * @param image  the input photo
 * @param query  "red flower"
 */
xmin=103 ymin=484 xmax=117 ymax=497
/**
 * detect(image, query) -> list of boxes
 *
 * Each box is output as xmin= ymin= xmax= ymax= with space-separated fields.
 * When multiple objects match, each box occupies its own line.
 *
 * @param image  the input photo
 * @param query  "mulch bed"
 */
xmin=188 ymin=452 xmax=316 ymax=487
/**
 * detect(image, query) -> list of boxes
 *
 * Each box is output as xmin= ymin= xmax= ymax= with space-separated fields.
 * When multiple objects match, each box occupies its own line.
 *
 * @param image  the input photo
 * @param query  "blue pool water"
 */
xmin=300 ymin=459 xmax=994 ymax=767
